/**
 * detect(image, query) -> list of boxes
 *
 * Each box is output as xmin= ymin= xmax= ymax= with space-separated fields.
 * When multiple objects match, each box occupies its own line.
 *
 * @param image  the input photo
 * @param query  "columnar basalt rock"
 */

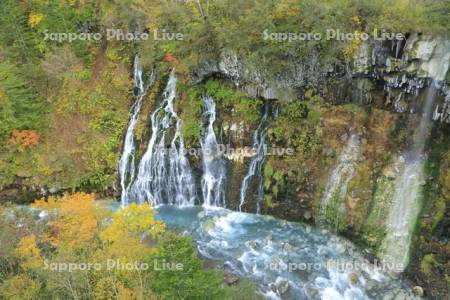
xmin=193 ymin=34 xmax=450 ymax=122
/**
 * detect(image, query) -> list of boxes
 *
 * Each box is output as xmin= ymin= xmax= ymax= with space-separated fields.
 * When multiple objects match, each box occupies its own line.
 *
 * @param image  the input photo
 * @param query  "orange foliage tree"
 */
xmin=9 ymin=129 xmax=40 ymax=152
xmin=11 ymin=193 xmax=166 ymax=299
xmin=32 ymin=192 xmax=101 ymax=249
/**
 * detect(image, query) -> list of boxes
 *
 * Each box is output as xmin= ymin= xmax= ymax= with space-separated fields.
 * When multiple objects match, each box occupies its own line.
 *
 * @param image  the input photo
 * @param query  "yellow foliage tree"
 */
xmin=342 ymin=30 xmax=363 ymax=60
xmin=28 ymin=13 xmax=44 ymax=28
xmin=27 ymin=196 xmax=164 ymax=298
xmin=94 ymin=276 xmax=133 ymax=300
xmin=15 ymin=234 xmax=43 ymax=270
xmin=100 ymin=203 xmax=165 ymax=243
xmin=94 ymin=203 xmax=164 ymax=299
xmin=93 ymin=275 xmax=160 ymax=300
xmin=0 ymin=274 xmax=41 ymax=300
xmin=342 ymin=16 xmax=364 ymax=60
xmin=32 ymin=192 xmax=102 ymax=249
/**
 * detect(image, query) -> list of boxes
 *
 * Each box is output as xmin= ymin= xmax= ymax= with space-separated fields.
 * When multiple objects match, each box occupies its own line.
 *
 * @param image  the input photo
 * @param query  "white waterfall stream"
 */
xmin=124 ymin=72 xmax=196 ymax=207
xmin=238 ymin=103 xmax=269 ymax=213
xmin=200 ymin=96 xmax=227 ymax=207
xmin=318 ymin=134 xmax=361 ymax=229
xmin=119 ymin=56 xmax=155 ymax=207
xmin=381 ymin=83 xmax=437 ymax=272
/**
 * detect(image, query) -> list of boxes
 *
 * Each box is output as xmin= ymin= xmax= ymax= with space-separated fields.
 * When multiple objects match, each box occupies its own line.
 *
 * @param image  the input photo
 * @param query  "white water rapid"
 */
xmin=148 ymin=205 xmax=420 ymax=300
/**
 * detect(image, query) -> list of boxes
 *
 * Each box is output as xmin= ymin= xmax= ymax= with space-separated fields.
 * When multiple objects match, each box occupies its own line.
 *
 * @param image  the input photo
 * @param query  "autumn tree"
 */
xmin=100 ymin=202 xmax=165 ymax=243
xmin=0 ymin=274 xmax=41 ymax=300
xmin=9 ymin=130 xmax=40 ymax=152
xmin=32 ymin=192 xmax=101 ymax=249
xmin=15 ymin=234 xmax=43 ymax=270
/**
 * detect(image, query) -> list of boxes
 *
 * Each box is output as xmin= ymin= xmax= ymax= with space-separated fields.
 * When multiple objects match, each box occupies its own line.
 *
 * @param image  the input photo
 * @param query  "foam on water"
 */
xmin=156 ymin=206 xmax=419 ymax=299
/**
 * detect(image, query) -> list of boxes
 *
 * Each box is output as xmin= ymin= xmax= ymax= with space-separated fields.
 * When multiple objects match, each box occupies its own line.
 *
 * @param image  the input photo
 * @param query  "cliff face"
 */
xmin=193 ymin=33 xmax=450 ymax=122
xmin=187 ymin=34 xmax=449 ymax=296
xmin=189 ymin=34 xmax=449 ymax=227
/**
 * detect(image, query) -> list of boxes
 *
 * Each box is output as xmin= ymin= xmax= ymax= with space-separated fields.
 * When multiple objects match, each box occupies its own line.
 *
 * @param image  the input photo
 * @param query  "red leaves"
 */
xmin=163 ymin=52 xmax=177 ymax=63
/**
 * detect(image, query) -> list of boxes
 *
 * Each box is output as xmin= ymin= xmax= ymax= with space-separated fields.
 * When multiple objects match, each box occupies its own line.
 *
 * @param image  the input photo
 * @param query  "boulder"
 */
xmin=276 ymin=280 xmax=289 ymax=295
xmin=348 ymin=272 xmax=360 ymax=285
xmin=224 ymin=273 xmax=239 ymax=285
xmin=306 ymin=288 xmax=319 ymax=298
xmin=412 ymin=286 xmax=424 ymax=297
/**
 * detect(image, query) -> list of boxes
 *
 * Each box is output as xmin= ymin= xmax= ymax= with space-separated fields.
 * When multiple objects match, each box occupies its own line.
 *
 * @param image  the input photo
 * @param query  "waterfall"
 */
xmin=125 ymin=72 xmax=196 ymax=207
xmin=238 ymin=103 xmax=269 ymax=213
xmin=119 ymin=56 xmax=155 ymax=207
xmin=381 ymin=83 xmax=437 ymax=272
xmin=200 ymin=96 xmax=227 ymax=207
xmin=318 ymin=134 xmax=360 ymax=229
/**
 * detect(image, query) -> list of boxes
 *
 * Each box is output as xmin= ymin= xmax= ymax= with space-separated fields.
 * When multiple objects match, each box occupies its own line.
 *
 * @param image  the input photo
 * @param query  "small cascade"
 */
xmin=125 ymin=72 xmax=196 ymax=207
xmin=318 ymin=134 xmax=360 ymax=229
xmin=238 ymin=103 xmax=269 ymax=213
xmin=119 ymin=56 xmax=155 ymax=207
xmin=200 ymin=96 xmax=227 ymax=207
xmin=381 ymin=83 xmax=437 ymax=272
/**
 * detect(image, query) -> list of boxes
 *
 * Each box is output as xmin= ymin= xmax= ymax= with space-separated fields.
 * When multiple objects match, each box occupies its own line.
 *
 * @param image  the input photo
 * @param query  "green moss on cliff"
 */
xmin=178 ymin=84 xmax=203 ymax=147
xmin=204 ymin=80 xmax=262 ymax=124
